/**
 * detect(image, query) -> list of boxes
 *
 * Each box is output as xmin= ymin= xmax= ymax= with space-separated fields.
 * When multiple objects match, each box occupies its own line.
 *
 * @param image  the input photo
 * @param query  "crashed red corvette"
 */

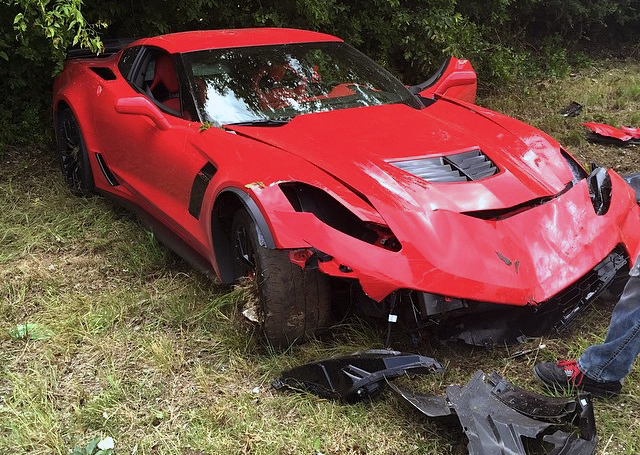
xmin=53 ymin=29 xmax=640 ymax=346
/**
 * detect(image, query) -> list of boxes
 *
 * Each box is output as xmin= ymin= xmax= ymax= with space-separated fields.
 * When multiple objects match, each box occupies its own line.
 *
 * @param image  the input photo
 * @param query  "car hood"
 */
xmin=226 ymin=101 xmax=574 ymax=214
xmin=225 ymin=101 xmax=639 ymax=304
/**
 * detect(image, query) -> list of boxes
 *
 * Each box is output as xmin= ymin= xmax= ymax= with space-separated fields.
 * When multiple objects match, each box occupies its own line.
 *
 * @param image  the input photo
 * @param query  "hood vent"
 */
xmin=392 ymin=149 xmax=498 ymax=183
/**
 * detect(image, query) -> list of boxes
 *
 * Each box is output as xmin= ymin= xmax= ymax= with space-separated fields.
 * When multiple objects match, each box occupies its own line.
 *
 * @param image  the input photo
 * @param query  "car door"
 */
xmin=92 ymin=46 xmax=211 ymax=254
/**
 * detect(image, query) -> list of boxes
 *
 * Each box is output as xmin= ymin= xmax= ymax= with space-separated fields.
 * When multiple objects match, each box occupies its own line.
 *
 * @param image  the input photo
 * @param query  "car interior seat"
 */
xmin=150 ymin=53 xmax=181 ymax=112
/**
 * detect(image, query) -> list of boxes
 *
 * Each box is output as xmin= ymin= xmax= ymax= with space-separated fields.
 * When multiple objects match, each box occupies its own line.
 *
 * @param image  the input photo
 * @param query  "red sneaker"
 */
xmin=534 ymin=359 xmax=621 ymax=398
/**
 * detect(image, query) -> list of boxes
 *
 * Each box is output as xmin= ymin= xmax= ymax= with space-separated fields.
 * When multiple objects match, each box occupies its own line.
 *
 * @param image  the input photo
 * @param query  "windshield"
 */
xmin=183 ymin=42 xmax=421 ymax=124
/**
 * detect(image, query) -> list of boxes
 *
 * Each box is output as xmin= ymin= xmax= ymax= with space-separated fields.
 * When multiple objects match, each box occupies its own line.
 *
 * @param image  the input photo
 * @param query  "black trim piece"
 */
xmin=94 ymin=153 xmax=120 ymax=186
xmin=188 ymin=163 xmax=217 ymax=219
xmin=586 ymin=132 xmax=640 ymax=147
xmin=89 ymin=67 xmax=117 ymax=80
xmin=66 ymin=38 xmax=137 ymax=60
xmin=272 ymin=350 xmax=444 ymax=402
xmin=223 ymin=188 xmax=276 ymax=249
xmin=409 ymin=57 xmax=451 ymax=94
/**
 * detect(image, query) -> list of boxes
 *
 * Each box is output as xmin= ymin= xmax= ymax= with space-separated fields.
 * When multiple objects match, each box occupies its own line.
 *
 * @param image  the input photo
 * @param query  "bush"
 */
xmin=1 ymin=0 xmax=638 ymax=152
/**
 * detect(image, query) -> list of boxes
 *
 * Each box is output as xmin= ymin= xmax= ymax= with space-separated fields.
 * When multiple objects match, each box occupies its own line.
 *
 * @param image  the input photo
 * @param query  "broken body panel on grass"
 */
xmin=391 ymin=371 xmax=596 ymax=455
xmin=53 ymin=28 xmax=640 ymax=346
xmin=583 ymin=122 xmax=640 ymax=146
xmin=275 ymin=353 xmax=596 ymax=455
xmin=272 ymin=349 xmax=444 ymax=402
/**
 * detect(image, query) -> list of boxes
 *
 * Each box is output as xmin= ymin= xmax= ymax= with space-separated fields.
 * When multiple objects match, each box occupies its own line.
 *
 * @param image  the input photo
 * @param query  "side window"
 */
xmin=129 ymin=48 xmax=187 ymax=119
xmin=118 ymin=46 xmax=141 ymax=80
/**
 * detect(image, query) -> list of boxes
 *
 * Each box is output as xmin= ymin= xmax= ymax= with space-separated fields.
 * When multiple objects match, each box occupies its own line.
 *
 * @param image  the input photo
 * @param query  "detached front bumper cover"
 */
xmin=392 ymin=370 xmax=596 ymax=455
xmin=275 ymin=355 xmax=596 ymax=455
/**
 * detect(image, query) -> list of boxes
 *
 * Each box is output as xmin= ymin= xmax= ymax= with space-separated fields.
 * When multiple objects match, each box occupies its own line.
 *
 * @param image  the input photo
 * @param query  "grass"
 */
xmin=1 ymin=58 xmax=640 ymax=455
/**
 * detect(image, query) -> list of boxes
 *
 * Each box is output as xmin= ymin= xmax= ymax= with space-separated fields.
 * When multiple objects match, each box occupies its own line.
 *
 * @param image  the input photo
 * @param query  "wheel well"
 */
xmin=211 ymin=189 xmax=275 ymax=284
xmin=56 ymin=100 xmax=71 ymax=113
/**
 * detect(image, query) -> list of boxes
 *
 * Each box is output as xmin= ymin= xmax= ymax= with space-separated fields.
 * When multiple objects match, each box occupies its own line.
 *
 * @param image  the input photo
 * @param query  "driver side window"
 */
xmin=126 ymin=47 xmax=193 ymax=120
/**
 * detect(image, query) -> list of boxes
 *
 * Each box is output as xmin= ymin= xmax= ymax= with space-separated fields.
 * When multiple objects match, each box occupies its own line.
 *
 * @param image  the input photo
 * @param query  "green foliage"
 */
xmin=71 ymin=436 xmax=114 ymax=455
xmin=1 ymin=0 xmax=639 ymax=152
xmin=0 ymin=0 xmax=105 ymax=154
xmin=11 ymin=0 xmax=105 ymax=55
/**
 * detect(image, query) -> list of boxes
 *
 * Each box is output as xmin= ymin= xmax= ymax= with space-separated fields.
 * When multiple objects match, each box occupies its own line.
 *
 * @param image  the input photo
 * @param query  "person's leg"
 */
xmin=534 ymin=257 xmax=640 ymax=397
xmin=578 ymin=270 xmax=640 ymax=382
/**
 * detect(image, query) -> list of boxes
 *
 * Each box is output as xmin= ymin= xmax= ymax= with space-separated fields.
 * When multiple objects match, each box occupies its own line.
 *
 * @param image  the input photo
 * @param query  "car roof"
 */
xmin=132 ymin=28 xmax=343 ymax=54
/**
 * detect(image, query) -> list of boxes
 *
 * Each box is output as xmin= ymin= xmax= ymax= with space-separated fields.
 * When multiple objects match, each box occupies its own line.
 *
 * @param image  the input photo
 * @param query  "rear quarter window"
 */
xmin=118 ymin=46 xmax=141 ymax=79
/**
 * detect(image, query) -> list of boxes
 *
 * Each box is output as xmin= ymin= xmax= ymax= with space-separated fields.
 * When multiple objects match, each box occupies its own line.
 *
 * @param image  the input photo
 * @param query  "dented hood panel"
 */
xmin=227 ymin=101 xmax=574 ymax=213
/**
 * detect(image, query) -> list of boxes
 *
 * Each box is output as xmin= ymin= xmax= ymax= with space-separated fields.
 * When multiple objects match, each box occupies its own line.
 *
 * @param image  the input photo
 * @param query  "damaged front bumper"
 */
xmin=274 ymin=351 xmax=597 ymax=455
xmin=257 ymin=169 xmax=640 ymax=346
xmin=431 ymin=245 xmax=630 ymax=345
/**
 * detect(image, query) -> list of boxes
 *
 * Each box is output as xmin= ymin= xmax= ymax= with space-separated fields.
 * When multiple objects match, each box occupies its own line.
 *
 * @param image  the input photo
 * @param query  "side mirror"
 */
xmin=115 ymin=96 xmax=171 ymax=131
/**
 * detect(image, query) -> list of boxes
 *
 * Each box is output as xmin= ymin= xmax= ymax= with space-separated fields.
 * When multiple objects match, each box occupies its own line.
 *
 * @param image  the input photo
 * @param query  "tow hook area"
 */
xmin=274 ymin=353 xmax=596 ymax=455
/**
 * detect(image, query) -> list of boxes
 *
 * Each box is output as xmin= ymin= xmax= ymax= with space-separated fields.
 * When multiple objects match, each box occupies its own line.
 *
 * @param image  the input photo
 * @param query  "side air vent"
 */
xmin=89 ymin=67 xmax=117 ymax=80
xmin=392 ymin=149 xmax=498 ymax=183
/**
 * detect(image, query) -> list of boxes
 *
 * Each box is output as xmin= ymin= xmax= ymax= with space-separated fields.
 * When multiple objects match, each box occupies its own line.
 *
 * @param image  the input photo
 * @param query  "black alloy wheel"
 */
xmin=56 ymin=108 xmax=94 ymax=195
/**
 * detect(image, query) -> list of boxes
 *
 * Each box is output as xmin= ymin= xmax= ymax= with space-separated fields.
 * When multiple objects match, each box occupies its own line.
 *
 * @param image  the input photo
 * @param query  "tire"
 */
xmin=231 ymin=209 xmax=332 ymax=346
xmin=55 ymin=107 xmax=94 ymax=195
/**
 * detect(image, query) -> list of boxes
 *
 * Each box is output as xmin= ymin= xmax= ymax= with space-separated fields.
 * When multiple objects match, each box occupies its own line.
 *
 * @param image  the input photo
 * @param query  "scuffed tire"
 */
xmin=231 ymin=209 xmax=332 ymax=347
xmin=55 ymin=107 xmax=94 ymax=195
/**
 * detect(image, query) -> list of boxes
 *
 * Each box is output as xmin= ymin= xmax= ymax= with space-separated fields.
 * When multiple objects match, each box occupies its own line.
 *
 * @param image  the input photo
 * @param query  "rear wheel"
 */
xmin=231 ymin=209 xmax=332 ymax=346
xmin=55 ymin=107 xmax=94 ymax=195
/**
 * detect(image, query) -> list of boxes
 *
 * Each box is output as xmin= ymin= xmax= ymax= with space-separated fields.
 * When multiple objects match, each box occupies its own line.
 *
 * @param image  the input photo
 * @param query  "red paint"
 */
xmin=53 ymin=29 xmax=640 ymax=312
xmin=418 ymin=58 xmax=477 ymax=104
xmin=583 ymin=122 xmax=639 ymax=141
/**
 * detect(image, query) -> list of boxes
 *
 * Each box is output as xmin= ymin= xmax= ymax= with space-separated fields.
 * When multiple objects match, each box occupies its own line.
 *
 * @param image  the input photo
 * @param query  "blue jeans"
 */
xmin=578 ymin=255 xmax=640 ymax=383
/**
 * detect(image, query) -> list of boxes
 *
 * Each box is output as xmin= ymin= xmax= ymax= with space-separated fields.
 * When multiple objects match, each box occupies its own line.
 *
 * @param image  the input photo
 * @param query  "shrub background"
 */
xmin=1 ymin=0 xmax=639 ymax=152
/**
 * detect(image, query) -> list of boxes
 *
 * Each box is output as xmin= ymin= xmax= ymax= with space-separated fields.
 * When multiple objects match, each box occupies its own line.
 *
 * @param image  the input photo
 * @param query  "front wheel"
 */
xmin=231 ymin=209 xmax=332 ymax=347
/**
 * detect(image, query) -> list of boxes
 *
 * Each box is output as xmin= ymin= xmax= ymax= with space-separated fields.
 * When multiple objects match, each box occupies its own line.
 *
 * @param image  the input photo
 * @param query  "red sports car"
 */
xmin=53 ymin=28 xmax=640 ymax=346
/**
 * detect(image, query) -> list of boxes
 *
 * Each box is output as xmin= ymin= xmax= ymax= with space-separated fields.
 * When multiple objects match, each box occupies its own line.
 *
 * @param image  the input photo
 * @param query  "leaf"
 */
xmin=9 ymin=323 xmax=53 ymax=340
xmin=199 ymin=121 xmax=213 ymax=132
xmin=0 ymin=51 xmax=8 ymax=61
xmin=85 ymin=436 xmax=100 ymax=454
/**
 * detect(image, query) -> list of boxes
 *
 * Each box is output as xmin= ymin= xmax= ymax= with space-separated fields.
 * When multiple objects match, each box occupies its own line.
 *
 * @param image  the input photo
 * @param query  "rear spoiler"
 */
xmin=66 ymin=38 xmax=138 ymax=60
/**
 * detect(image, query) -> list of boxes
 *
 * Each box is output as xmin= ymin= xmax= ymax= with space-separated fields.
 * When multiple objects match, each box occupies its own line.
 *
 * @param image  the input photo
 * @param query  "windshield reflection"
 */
xmin=183 ymin=42 xmax=420 ymax=125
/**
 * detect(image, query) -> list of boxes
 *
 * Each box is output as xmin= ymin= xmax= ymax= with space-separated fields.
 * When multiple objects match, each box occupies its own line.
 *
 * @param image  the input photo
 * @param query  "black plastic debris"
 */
xmin=391 ymin=370 xmax=596 ymax=455
xmin=272 ymin=349 xmax=444 ymax=402
xmin=560 ymin=101 xmax=583 ymax=117
xmin=623 ymin=173 xmax=640 ymax=203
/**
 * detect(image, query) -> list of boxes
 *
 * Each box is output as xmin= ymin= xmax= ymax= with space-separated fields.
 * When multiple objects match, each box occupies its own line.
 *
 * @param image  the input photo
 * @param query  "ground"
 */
xmin=1 ymin=59 xmax=639 ymax=455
